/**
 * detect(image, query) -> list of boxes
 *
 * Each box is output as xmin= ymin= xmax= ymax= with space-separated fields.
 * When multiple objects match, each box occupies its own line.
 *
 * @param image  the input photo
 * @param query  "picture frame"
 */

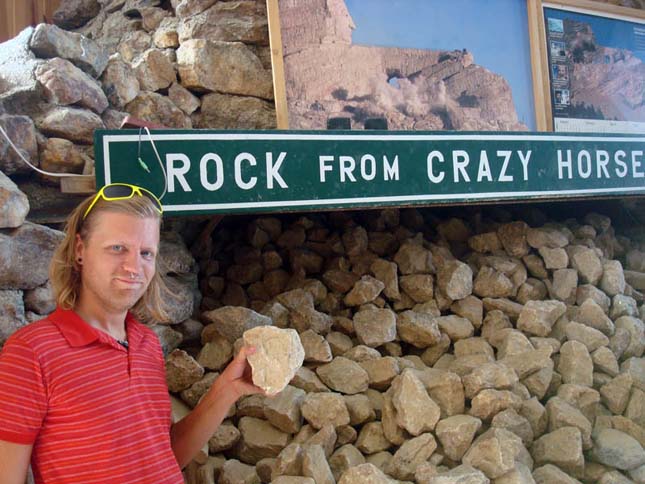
xmin=267 ymin=0 xmax=538 ymax=132
xmin=528 ymin=0 xmax=645 ymax=132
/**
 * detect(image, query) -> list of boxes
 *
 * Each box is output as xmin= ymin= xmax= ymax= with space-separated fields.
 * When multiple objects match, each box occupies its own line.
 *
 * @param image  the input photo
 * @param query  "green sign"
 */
xmin=95 ymin=130 xmax=645 ymax=215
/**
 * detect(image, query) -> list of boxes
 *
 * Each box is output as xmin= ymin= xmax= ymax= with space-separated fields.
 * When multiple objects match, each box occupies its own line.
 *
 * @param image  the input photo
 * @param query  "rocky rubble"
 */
xmin=157 ymin=207 xmax=645 ymax=484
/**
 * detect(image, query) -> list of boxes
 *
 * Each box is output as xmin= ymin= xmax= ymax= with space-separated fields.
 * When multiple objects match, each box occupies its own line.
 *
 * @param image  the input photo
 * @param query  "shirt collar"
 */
xmin=50 ymin=307 xmax=146 ymax=349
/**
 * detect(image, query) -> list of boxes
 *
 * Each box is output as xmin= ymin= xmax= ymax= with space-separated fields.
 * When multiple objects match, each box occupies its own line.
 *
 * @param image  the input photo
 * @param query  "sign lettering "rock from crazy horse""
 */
xmin=95 ymin=131 xmax=645 ymax=215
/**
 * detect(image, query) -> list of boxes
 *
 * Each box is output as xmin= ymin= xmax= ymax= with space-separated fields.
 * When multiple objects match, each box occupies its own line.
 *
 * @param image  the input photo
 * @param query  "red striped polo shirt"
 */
xmin=0 ymin=307 xmax=184 ymax=483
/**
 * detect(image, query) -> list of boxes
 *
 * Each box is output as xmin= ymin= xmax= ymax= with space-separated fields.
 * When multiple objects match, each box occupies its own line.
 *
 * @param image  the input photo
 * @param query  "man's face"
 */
xmin=75 ymin=211 xmax=160 ymax=314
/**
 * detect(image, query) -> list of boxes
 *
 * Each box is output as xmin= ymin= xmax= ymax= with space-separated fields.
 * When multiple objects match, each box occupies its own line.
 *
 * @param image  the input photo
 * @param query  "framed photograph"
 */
xmin=267 ymin=0 xmax=537 ymax=131
xmin=528 ymin=0 xmax=645 ymax=132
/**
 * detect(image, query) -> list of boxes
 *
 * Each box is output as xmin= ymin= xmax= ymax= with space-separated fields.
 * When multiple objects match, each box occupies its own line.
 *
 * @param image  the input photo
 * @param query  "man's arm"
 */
xmin=169 ymin=346 xmax=262 ymax=469
xmin=0 ymin=440 xmax=32 ymax=484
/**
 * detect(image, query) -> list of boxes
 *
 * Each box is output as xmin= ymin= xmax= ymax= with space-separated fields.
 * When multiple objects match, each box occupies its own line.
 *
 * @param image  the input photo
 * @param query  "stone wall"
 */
xmin=0 ymin=1 xmax=645 ymax=484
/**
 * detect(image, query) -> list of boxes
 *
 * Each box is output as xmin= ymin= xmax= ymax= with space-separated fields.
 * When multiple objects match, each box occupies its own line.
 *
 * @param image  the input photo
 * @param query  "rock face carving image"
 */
xmin=563 ymin=20 xmax=645 ymax=122
xmin=277 ymin=0 xmax=528 ymax=131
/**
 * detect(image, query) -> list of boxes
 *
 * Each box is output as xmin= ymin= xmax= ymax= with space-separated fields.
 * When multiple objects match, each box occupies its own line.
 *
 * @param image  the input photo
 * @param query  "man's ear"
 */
xmin=74 ymin=233 xmax=85 ymax=263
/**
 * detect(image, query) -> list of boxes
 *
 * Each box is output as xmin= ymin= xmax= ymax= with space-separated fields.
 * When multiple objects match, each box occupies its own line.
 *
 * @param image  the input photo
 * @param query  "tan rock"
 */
xmin=400 ymin=274 xmax=434 ymax=303
xmin=301 ymin=392 xmax=350 ymax=429
xmin=576 ymin=298 xmax=615 ymax=336
xmin=264 ymin=385 xmax=306 ymax=434
xmin=600 ymin=373 xmax=633 ymax=415
xmin=538 ymin=247 xmax=569 ymax=269
xmin=394 ymin=239 xmax=434 ymax=275
xmin=532 ymin=464 xmax=582 ymax=484
xmin=435 ymin=414 xmax=482 ymax=461
xmin=389 ymin=369 xmax=441 ymax=435
xmin=568 ymin=245 xmax=603 ymax=285
xmin=302 ymin=444 xmax=334 ymax=484
xmin=601 ymin=260 xmax=626 ymax=296
xmin=437 ymin=259 xmax=473 ymax=300
xmin=235 ymin=416 xmax=290 ymax=464
xmin=437 ymin=315 xmax=475 ymax=341
xmin=558 ymin=341 xmax=593 ymax=387
xmin=218 ymin=459 xmax=259 ymax=484
xmin=352 ymin=308 xmax=396 ymax=347
xmin=517 ymin=299 xmax=567 ymax=337
xmin=396 ymin=310 xmax=441 ymax=348
xmin=316 ymin=357 xmax=369 ymax=394
xmin=208 ymin=420 xmax=240 ymax=453
xmin=355 ymin=422 xmax=391 ymax=455
xmin=133 ymin=48 xmax=175 ymax=92
xmin=463 ymin=427 xmax=524 ymax=479
xmin=462 ymin=362 xmax=519 ymax=399
xmin=359 ymin=357 xmax=400 ymax=390
xmin=344 ymin=275 xmax=384 ymax=306
xmin=531 ymin=427 xmax=584 ymax=478
xmin=330 ymin=445 xmax=366 ymax=482
xmin=300 ymin=329 xmax=332 ymax=363
xmin=546 ymin=397 xmax=592 ymax=450
xmin=197 ymin=335 xmax=233 ymax=371
xmin=166 ymin=349 xmax=204 ymax=393
xmin=387 ymin=433 xmax=437 ymax=480
xmin=243 ymin=326 xmax=304 ymax=396
xmin=290 ymin=366 xmax=329 ymax=393
xmin=370 ymin=258 xmax=400 ymax=300
xmin=469 ymin=389 xmax=523 ymax=421
xmin=565 ymin=321 xmax=610 ymax=352
xmin=336 ymin=462 xmax=389 ymax=484
xmin=473 ymin=266 xmax=514 ymax=298
xmin=492 ymin=408 xmax=534 ymax=446
xmin=413 ymin=368 xmax=466 ymax=417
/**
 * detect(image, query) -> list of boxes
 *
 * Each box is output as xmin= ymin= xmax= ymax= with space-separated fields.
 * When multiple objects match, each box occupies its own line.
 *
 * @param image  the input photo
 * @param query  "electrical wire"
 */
xmin=0 ymin=123 xmax=88 ymax=178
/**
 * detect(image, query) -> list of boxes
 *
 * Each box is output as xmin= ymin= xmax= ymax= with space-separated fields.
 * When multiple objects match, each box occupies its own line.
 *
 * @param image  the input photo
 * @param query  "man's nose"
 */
xmin=122 ymin=250 xmax=142 ymax=274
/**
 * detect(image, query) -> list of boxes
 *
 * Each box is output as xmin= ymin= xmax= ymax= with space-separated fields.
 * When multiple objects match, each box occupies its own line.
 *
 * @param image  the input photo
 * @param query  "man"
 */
xmin=0 ymin=183 xmax=262 ymax=483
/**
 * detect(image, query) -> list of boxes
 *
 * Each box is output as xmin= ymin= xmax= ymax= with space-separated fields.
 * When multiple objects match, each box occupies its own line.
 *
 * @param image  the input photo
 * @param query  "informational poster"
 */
xmin=543 ymin=3 xmax=645 ymax=133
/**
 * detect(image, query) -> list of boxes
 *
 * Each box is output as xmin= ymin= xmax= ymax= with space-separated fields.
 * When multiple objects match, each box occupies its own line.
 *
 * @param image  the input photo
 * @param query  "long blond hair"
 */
xmin=49 ymin=193 xmax=170 ymax=323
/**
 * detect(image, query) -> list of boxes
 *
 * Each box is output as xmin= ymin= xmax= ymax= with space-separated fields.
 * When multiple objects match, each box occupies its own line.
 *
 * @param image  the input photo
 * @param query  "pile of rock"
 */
xmin=0 ymin=0 xmax=275 ymax=187
xmin=163 ymin=208 xmax=645 ymax=484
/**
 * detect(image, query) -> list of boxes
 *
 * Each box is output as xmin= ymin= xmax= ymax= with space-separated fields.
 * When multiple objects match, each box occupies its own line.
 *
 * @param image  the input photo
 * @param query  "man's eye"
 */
xmin=111 ymin=245 xmax=124 ymax=252
xmin=141 ymin=250 xmax=154 ymax=259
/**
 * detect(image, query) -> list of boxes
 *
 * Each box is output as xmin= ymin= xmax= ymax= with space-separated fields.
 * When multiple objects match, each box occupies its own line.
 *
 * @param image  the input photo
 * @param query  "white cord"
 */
xmin=143 ymin=127 xmax=168 ymax=200
xmin=0 ymin=123 xmax=88 ymax=178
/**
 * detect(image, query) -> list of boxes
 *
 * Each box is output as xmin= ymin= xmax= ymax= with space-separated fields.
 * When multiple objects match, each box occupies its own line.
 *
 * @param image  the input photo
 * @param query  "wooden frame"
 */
xmin=267 ymin=0 xmax=538 ymax=131
xmin=528 ymin=0 xmax=645 ymax=131
xmin=0 ymin=0 xmax=61 ymax=43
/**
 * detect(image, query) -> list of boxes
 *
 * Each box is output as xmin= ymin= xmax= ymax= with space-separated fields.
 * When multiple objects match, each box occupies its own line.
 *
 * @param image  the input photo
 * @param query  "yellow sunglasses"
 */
xmin=83 ymin=183 xmax=163 ymax=219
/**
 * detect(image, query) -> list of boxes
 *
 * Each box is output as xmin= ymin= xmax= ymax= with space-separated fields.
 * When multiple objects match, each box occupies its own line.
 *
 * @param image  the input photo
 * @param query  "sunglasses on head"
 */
xmin=83 ymin=183 xmax=163 ymax=220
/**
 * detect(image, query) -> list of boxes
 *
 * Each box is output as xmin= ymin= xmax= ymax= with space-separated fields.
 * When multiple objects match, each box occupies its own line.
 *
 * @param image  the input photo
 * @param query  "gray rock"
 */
xmin=301 ymin=392 xmax=350 ymax=429
xmin=36 ymin=106 xmax=105 ymax=145
xmin=218 ymin=459 xmax=259 ymax=484
xmin=202 ymin=306 xmax=271 ymax=343
xmin=531 ymin=427 xmax=584 ymax=478
xmin=539 ymin=246 xmax=569 ymax=270
xmin=35 ymin=57 xmax=108 ymax=114
xmin=193 ymin=92 xmax=276 ymax=129
xmin=591 ymin=428 xmax=645 ymax=471
xmin=615 ymin=316 xmax=645 ymax=359
xmin=565 ymin=321 xmax=610 ymax=352
xmin=165 ymin=349 xmax=204 ymax=393
xmin=150 ymin=324 xmax=183 ymax=358
xmin=0 ymin=222 xmax=63 ymax=290
xmin=52 ymin=0 xmax=100 ymax=29
xmin=0 ymin=28 xmax=43 ymax=116
xmin=125 ymin=91 xmax=191 ymax=128
xmin=435 ymin=415 xmax=482 ymax=461
xmin=386 ymin=433 xmax=437 ymax=480
xmin=463 ymin=427 xmax=524 ymax=479
xmin=0 ymin=170 xmax=28 ymax=228
xmin=100 ymin=55 xmax=139 ymax=109
xmin=235 ymin=416 xmax=289 ymax=464
xmin=396 ymin=310 xmax=441 ymax=348
xmin=577 ymin=298 xmax=615 ymax=336
xmin=30 ymin=24 xmax=108 ymax=77
xmin=568 ymin=245 xmax=603 ymax=285
xmin=558 ymin=341 xmax=593 ymax=387
xmin=601 ymin=260 xmax=626 ymax=297
xmin=0 ymin=289 xmax=26 ymax=346
xmin=0 ymin=115 xmax=38 ymax=175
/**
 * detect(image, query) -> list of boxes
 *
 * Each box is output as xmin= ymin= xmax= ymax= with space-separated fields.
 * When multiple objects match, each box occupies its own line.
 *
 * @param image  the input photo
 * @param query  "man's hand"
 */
xmin=216 ymin=346 xmax=264 ymax=401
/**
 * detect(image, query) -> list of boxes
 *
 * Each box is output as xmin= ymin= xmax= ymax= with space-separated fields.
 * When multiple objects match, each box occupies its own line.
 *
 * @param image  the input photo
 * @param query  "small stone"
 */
xmin=218 ymin=459 xmax=259 ymax=484
xmin=551 ymin=269 xmax=578 ymax=303
xmin=600 ymin=373 xmax=633 ymax=415
xmin=235 ymin=416 xmax=289 ymax=464
xmin=205 ymin=306 xmax=272 ymax=343
xmin=492 ymin=409 xmax=534 ymax=446
xmin=197 ymin=335 xmax=233 ymax=371
xmin=601 ymin=260 xmax=626 ymax=296
xmin=400 ymin=274 xmax=434 ymax=303
xmin=497 ymin=221 xmax=530 ymax=258
xmin=355 ymin=422 xmax=391 ymax=455
xmin=330 ymin=445 xmax=367 ymax=482
xmin=469 ymin=389 xmax=523 ymax=421
xmin=370 ymin=258 xmax=400 ymax=300
xmin=558 ymin=341 xmax=593 ymax=387
xmin=568 ymin=245 xmax=603 ymax=285
xmin=300 ymin=330 xmax=332 ymax=363
xmin=621 ymin=358 xmax=645 ymax=392
xmin=353 ymin=308 xmax=396 ymax=347
xmin=531 ymin=427 xmax=584 ymax=478
xmin=546 ymin=397 xmax=592 ymax=450
xmin=517 ymin=300 xmax=567 ymax=337
xmin=0 ymin=171 xmax=28 ymax=228
xmin=165 ymin=349 xmax=204 ymax=393
xmin=396 ymin=310 xmax=441 ymax=348
xmin=577 ymin=298 xmax=615 ymax=336
xmin=344 ymin=276 xmax=385 ymax=306
xmin=208 ymin=420 xmax=240 ymax=453
xmin=565 ymin=321 xmax=610 ymax=352
xmin=359 ymin=357 xmax=400 ymax=390
xmin=462 ymin=362 xmax=519 ymax=399
xmin=302 ymin=444 xmax=334 ymax=484
xmin=532 ymin=464 xmax=582 ymax=484
xmin=343 ymin=394 xmax=375 ymax=426
xmin=316 ymin=357 xmax=369 ymax=395
xmin=386 ymin=433 xmax=437 ymax=480
xmin=336 ymin=463 xmax=389 ymax=484
xmin=538 ymin=247 xmax=569 ymax=269
xmin=290 ymin=367 xmax=328 ymax=393
xmin=301 ymin=392 xmax=350 ymax=429
xmin=591 ymin=428 xmax=645 ymax=471
xmin=615 ymin=316 xmax=645 ymax=359
xmin=592 ymin=347 xmax=620 ymax=377
xmin=394 ymin=239 xmax=434 ymax=275
xmin=264 ymin=385 xmax=306 ymax=434
xmin=437 ymin=259 xmax=473 ymax=300
xmin=610 ymin=295 xmax=638 ymax=320
xmin=436 ymin=315 xmax=474 ymax=341
xmin=473 ymin=266 xmax=514 ymax=298
xmin=389 ymin=369 xmax=441 ymax=435
xmin=36 ymin=106 xmax=104 ymax=144
xmin=435 ymin=415 xmax=482 ymax=461
xmin=463 ymin=427 xmax=524 ymax=479
xmin=243 ymin=326 xmax=304 ymax=396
